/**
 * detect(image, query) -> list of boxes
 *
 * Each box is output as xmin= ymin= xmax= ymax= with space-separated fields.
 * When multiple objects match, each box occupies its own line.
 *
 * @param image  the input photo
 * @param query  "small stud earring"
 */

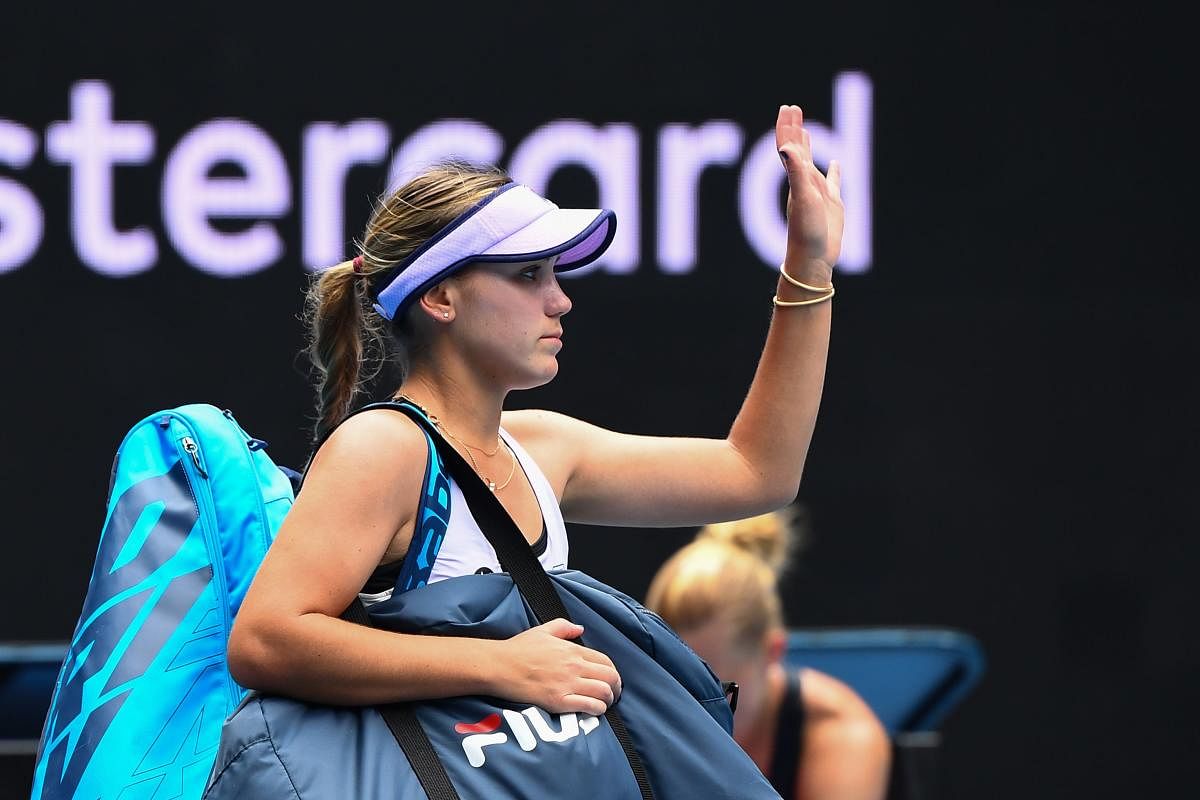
xmin=442 ymin=311 xmax=450 ymax=319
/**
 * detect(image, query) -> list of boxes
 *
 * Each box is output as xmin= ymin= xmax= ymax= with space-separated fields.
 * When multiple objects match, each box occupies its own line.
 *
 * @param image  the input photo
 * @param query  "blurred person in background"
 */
xmin=646 ymin=508 xmax=891 ymax=800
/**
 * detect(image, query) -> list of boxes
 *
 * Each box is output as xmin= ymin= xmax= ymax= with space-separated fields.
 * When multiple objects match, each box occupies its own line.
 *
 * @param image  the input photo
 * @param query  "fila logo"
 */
xmin=455 ymin=708 xmax=601 ymax=768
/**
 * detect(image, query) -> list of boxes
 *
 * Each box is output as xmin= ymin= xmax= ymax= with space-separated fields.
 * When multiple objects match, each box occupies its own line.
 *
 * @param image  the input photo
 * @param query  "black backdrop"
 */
xmin=2 ymin=4 xmax=1193 ymax=798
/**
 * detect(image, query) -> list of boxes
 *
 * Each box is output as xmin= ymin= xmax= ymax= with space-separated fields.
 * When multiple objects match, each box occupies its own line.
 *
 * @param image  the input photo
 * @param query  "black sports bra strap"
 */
xmin=769 ymin=670 xmax=805 ymax=798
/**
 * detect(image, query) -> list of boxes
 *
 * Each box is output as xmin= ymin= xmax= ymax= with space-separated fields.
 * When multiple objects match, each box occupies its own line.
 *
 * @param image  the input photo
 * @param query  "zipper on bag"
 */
xmin=175 ymin=427 xmax=239 ymax=705
xmin=181 ymin=436 xmax=207 ymax=478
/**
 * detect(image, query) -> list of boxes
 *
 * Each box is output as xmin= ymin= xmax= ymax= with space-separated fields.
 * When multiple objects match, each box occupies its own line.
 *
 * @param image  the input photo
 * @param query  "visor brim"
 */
xmin=478 ymin=208 xmax=616 ymax=272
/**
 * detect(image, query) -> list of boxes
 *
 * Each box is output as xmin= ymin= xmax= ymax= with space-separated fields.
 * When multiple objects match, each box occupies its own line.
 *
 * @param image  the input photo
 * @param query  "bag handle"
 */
xmin=359 ymin=401 xmax=656 ymax=800
xmin=344 ymin=598 xmax=462 ymax=800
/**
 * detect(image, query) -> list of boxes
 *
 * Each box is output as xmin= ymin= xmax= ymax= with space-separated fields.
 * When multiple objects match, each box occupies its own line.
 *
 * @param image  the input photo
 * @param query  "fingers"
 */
xmin=556 ymin=669 xmax=619 ymax=715
xmin=776 ymin=105 xmax=845 ymax=206
xmin=776 ymin=104 xmax=813 ymax=178
xmin=774 ymin=104 xmax=804 ymax=147
xmin=532 ymin=654 xmax=620 ymax=716
xmin=539 ymin=618 xmax=584 ymax=641
xmin=560 ymin=644 xmax=621 ymax=710
xmin=578 ymin=651 xmax=621 ymax=700
xmin=553 ymin=647 xmax=623 ymax=714
xmin=505 ymin=620 xmax=623 ymax=715
xmin=534 ymin=618 xmax=616 ymax=677
xmin=578 ymin=642 xmax=616 ymax=671
xmin=575 ymin=641 xmax=621 ymax=699
xmin=826 ymin=159 xmax=842 ymax=197
xmin=561 ymin=692 xmax=610 ymax=717
xmin=578 ymin=676 xmax=616 ymax=707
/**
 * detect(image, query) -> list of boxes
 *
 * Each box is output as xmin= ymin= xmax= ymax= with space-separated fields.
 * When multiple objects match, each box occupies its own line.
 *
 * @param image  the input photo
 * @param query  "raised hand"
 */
xmin=495 ymin=618 xmax=622 ymax=716
xmin=776 ymin=104 xmax=844 ymax=275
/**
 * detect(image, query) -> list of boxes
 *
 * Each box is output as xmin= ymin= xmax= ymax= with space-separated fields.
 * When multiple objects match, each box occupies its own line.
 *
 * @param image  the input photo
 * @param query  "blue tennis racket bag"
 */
xmin=202 ymin=402 xmax=781 ymax=799
xmin=29 ymin=404 xmax=295 ymax=800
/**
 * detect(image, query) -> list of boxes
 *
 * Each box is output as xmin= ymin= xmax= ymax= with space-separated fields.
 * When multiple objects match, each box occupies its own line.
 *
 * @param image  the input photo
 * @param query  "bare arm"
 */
xmin=796 ymin=668 xmax=892 ymax=800
xmin=227 ymin=410 xmax=620 ymax=714
xmin=507 ymin=105 xmax=842 ymax=527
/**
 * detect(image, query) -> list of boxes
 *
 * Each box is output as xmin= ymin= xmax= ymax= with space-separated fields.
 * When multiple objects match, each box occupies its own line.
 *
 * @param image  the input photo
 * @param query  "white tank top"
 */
xmin=361 ymin=427 xmax=568 ymax=605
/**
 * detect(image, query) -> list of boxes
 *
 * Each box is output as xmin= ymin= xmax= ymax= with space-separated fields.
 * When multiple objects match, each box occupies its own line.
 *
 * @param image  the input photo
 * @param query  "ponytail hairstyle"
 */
xmin=303 ymin=160 xmax=510 ymax=442
xmin=645 ymin=507 xmax=804 ymax=657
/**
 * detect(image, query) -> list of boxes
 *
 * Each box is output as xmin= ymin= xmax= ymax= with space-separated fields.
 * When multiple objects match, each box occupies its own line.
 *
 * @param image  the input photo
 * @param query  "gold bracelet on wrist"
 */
xmin=780 ymin=263 xmax=834 ymax=293
xmin=773 ymin=288 xmax=835 ymax=307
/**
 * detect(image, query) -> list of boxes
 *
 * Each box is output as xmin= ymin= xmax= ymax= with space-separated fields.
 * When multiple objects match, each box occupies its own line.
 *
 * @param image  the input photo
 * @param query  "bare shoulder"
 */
xmin=304 ymin=408 xmax=430 ymax=509
xmin=501 ymin=408 xmax=585 ymax=439
xmin=313 ymin=407 xmax=428 ymax=464
xmin=500 ymin=408 xmax=591 ymax=494
xmin=797 ymin=667 xmax=877 ymax=719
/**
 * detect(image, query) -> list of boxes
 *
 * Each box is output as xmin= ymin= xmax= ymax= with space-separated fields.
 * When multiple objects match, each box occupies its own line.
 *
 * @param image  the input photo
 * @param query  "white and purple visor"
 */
xmin=371 ymin=183 xmax=617 ymax=321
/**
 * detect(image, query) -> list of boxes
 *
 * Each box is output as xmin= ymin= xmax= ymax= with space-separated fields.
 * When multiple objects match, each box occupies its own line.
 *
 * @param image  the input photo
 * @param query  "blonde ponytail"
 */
xmin=697 ymin=507 xmax=799 ymax=576
xmin=645 ymin=508 xmax=802 ymax=656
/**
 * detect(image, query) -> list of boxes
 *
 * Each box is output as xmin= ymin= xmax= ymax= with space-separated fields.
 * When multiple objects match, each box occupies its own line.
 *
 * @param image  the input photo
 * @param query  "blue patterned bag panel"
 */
xmin=30 ymin=405 xmax=293 ymax=800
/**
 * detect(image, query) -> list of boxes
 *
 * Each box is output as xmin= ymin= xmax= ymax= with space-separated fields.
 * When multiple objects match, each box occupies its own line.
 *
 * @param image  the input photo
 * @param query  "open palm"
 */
xmin=776 ymin=104 xmax=844 ymax=272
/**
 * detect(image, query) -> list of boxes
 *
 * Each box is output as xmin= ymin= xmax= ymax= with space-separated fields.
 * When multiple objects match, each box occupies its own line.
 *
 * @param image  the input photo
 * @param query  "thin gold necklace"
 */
xmin=397 ymin=395 xmax=516 ymax=492
xmin=439 ymin=424 xmax=501 ymax=457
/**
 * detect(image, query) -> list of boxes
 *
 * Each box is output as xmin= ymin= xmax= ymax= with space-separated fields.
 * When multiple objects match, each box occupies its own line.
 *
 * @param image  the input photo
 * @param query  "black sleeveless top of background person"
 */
xmin=768 ymin=671 xmax=806 ymax=799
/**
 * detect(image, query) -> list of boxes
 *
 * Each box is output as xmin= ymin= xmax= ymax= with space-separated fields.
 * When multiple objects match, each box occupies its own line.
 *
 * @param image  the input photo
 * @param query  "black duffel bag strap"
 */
xmin=370 ymin=401 xmax=656 ymax=800
xmin=312 ymin=402 xmax=461 ymax=799
xmin=342 ymin=598 xmax=461 ymax=800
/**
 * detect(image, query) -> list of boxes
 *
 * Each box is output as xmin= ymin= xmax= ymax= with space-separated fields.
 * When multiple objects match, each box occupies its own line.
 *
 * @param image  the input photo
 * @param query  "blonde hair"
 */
xmin=645 ymin=507 xmax=802 ymax=656
xmin=303 ymin=161 xmax=509 ymax=441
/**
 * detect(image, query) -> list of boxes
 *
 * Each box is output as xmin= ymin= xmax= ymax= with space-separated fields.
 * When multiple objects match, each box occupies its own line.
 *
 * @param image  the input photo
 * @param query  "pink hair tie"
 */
xmin=352 ymin=256 xmax=364 ymax=274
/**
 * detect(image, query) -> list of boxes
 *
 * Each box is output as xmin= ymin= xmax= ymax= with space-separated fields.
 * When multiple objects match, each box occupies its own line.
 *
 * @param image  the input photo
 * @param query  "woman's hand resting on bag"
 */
xmin=492 ymin=618 xmax=622 ymax=715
